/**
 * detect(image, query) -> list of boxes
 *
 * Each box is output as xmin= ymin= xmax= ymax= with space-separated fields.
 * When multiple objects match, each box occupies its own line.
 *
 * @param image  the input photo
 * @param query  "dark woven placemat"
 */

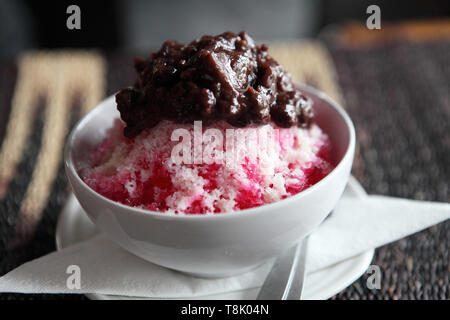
xmin=327 ymin=40 xmax=450 ymax=299
xmin=0 ymin=39 xmax=448 ymax=300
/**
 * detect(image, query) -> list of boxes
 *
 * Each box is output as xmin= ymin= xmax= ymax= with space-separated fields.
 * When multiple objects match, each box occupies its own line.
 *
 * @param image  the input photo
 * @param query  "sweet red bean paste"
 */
xmin=116 ymin=31 xmax=313 ymax=138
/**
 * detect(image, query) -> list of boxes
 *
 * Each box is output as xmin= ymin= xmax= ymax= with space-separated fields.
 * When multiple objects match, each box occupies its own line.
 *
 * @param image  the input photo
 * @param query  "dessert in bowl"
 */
xmin=65 ymin=31 xmax=355 ymax=277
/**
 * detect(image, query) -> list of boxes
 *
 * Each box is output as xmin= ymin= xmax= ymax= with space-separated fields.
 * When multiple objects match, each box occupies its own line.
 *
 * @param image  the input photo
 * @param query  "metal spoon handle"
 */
xmin=256 ymin=235 xmax=309 ymax=300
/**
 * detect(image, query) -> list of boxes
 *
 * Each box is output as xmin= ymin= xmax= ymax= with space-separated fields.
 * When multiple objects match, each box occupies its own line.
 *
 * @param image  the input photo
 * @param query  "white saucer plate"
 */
xmin=56 ymin=175 xmax=374 ymax=300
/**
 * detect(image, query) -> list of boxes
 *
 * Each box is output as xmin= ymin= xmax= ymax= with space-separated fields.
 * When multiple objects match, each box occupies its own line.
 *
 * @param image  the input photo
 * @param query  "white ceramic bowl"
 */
xmin=64 ymin=85 xmax=355 ymax=278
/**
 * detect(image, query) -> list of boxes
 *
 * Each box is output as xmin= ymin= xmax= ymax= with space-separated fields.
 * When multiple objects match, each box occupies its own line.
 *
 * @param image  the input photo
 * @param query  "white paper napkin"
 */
xmin=0 ymin=195 xmax=448 ymax=298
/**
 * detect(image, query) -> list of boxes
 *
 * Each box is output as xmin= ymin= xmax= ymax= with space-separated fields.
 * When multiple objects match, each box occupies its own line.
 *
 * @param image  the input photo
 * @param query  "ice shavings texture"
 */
xmin=81 ymin=119 xmax=334 ymax=214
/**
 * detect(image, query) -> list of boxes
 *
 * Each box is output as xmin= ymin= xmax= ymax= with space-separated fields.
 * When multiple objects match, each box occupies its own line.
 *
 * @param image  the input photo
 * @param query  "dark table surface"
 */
xmin=0 ymin=30 xmax=449 ymax=300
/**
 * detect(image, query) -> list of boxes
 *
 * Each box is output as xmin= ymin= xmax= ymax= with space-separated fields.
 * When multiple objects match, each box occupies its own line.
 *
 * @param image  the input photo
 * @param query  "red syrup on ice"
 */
xmin=81 ymin=121 xmax=334 ymax=214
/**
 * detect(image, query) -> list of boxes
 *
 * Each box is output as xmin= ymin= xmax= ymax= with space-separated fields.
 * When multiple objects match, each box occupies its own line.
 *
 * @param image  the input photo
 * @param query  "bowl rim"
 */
xmin=64 ymin=84 xmax=355 ymax=221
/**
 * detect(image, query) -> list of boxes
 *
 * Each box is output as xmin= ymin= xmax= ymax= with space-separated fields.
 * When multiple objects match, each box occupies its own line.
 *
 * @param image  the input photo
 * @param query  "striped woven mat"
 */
xmin=0 ymin=37 xmax=448 ymax=299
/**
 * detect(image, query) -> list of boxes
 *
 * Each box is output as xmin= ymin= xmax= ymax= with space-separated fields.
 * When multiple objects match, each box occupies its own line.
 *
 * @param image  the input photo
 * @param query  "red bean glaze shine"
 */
xmin=116 ymin=31 xmax=313 ymax=138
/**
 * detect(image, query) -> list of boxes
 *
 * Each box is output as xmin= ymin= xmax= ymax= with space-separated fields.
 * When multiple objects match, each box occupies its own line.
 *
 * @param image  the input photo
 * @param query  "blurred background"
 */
xmin=1 ymin=0 xmax=449 ymax=59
